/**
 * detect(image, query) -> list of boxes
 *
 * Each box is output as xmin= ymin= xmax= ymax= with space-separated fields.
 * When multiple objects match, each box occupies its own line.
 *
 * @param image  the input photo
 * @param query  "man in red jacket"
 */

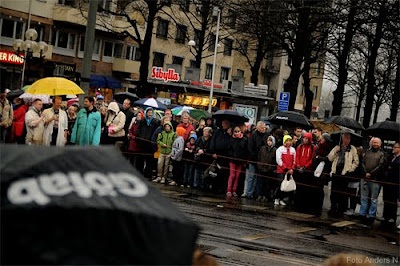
xmin=294 ymin=132 xmax=321 ymax=213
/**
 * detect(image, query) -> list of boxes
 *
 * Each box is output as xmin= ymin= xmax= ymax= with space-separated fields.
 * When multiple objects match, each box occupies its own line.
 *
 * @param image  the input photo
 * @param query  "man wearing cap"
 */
xmin=95 ymin=95 xmax=106 ymax=110
xmin=0 ymin=88 xmax=13 ymax=143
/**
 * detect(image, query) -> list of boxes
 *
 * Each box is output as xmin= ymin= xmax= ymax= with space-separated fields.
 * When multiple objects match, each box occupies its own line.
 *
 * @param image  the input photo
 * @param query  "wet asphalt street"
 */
xmin=154 ymin=184 xmax=399 ymax=266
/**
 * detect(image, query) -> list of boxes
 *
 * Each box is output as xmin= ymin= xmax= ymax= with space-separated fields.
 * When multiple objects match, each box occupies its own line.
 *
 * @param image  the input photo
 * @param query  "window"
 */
xmin=315 ymin=62 xmax=321 ymax=75
xmin=0 ymin=18 xmax=24 ymax=40
xmin=239 ymin=40 xmax=248 ymax=55
xmin=226 ymin=9 xmax=236 ymax=27
xmin=114 ymin=43 xmax=123 ymax=58
xmin=31 ymin=23 xmax=44 ymax=42
xmin=179 ymin=0 xmax=190 ymax=11
xmin=172 ymin=56 xmax=183 ymax=65
xmin=58 ymin=0 xmax=77 ymax=7
xmin=175 ymin=24 xmax=187 ymax=44
xmin=103 ymin=41 xmax=114 ymax=57
xmin=194 ymin=28 xmax=201 ymax=48
xmin=220 ymin=67 xmax=230 ymax=83
xmin=209 ymin=33 xmax=216 ymax=51
xmin=282 ymin=79 xmax=287 ymax=92
xmin=153 ymin=52 xmax=165 ymax=67
xmin=190 ymin=60 xmax=197 ymax=68
xmin=51 ymin=29 xmax=76 ymax=50
xmin=205 ymin=64 xmax=213 ymax=79
xmin=126 ymin=45 xmax=140 ymax=61
xmin=237 ymin=69 xmax=244 ymax=77
xmin=156 ymin=19 xmax=169 ymax=39
xmin=80 ymin=36 xmax=100 ymax=54
xmin=98 ymin=0 xmax=111 ymax=12
xmin=313 ymin=85 xmax=318 ymax=100
xmin=223 ymin=38 xmax=233 ymax=56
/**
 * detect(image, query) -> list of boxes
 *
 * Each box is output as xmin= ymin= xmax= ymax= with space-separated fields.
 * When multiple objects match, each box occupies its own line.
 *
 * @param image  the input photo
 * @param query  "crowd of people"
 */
xmin=1 ymin=89 xmax=399 ymax=230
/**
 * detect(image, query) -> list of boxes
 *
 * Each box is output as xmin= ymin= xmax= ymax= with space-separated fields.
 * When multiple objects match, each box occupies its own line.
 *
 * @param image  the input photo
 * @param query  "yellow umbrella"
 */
xmin=26 ymin=77 xmax=84 ymax=96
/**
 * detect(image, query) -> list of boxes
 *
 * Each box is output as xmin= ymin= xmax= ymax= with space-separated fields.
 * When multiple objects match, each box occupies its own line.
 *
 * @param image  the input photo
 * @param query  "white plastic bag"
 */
xmin=314 ymin=161 xmax=325 ymax=178
xmin=280 ymin=174 xmax=296 ymax=192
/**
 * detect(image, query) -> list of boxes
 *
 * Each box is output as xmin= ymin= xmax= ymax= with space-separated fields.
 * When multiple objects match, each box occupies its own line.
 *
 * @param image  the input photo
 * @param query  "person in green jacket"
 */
xmin=154 ymin=121 xmax=176 ymax=184
xmin=71 ymin=96 xmax=102 ymax=146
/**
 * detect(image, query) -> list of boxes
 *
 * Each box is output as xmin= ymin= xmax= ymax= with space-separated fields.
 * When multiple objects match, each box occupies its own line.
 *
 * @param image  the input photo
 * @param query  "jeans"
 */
xmin=244 ymin=163 xmax=257 ymax=197
xmin=183 ymin=163 xmax=194 ymax=186
xmin=157 ymin=153 xmax=171 ymax=180
xmin=227 ymin=163 xmax=243 ymax=193
xmin=256 ymin=171 xmax=270 ymax=197
xmin=360 ymin=179 xmax=381 ymax=218
xmin=194 ymin=167 xmax=205 ymax=188
xmin=0 ymin=126 xmax=7 ymax=143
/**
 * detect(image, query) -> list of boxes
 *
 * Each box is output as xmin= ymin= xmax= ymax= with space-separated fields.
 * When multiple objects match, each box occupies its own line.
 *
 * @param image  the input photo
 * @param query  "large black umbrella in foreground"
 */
xmin=113 ymin=92 xmax=139 ymax=104
xmin=331 ymin=130 xmax=364 ymax=147
xmin=366 ymin=120 xmax=400 ymax=141
xmin=1 ymin=145 xmax=198 ymax=265
xmin=324 ymin=116 xmax=365 ymax=131
xmin=212 ymin=109 xmax=249 ymax=124
xmin=266 ymin=111 xmax=314 ymax=129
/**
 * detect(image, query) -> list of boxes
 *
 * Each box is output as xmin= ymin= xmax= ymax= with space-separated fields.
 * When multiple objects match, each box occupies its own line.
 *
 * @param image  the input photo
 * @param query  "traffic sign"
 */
xmin=278 ymin=101 xmax=288 ymax=111
xmin=279 ymin=92 xmax=290 ymax=102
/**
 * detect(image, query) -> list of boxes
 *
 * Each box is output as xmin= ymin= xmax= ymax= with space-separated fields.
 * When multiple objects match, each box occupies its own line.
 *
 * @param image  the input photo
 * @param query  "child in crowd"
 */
xmin=170 ymin=127 xmax=186 ymax=186
xmin=183 ymin=134 xmax=197 ymax=187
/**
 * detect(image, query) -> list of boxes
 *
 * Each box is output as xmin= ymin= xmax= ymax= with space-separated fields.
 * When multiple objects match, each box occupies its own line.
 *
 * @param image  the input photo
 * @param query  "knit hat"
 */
xmin=267 ymin=135 xmax=276 ymax=147
xmin=189 ymin=134 xmax=197 ymax=142
xmin=283 ymin=135 xmax=292 ymax=144
xmin=137 ymin=111 xmax=144 ymax=120
xmin=176 ymin=127 xmax=186 ymax=137
xmin=303 ymin=132 xmax=313 ymax=143
xmin=322 ymin=133 xmax=331 ymax=142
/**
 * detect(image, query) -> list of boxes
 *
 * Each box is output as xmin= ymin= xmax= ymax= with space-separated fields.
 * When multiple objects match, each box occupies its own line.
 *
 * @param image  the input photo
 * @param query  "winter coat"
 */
xmin=385 ymin=153 xmax=400 ymax=183
xmin=229 ymin=136 xmax=248 ymax=164
xmin=313 ymin=141 xmax=333 ymax=173
xmin=296 ymin=144 xmax=316 ymax=170
xmin=196 ymin=136 xmax=213 ymax=163
xmin=209 ymin=128 xmax=231 ymax=156
xmin=42 ymin=108 xmax=68 ymax=147
xmin=171 ymin=136 xmax=185 ymax=161
xmin=248 ymin=130 xmax=268 ymax=162
xmin=183 ymin=141 xmax=196 ymax=161
xmin=13 ymin=104 xmax=28 ymax=137
xmin=177 ymin=122 xmax=195 ymax=141
xmin=258 ymin=146 xmax=277 ymax=173
xmin=363 ymin=148 xmax=386 ymax=180
xmin=71 ymin=107 xmax=102 ymax=146
xmin=328 ymin=145 xmax=359 ymax=176
xmin=122 ymin=108 xmax=134 ymax=136
xmin=276 ymin=146 xmax=296 ymax=174
xmin=0 ymin=98 xmax=13 ymax=127
xmin=25 ymin=107 xmax=44 ymax=145
xmin=128 ymin=119 xmax=140 ymax=152
xmin=105 ymin=102 xmax=126 ymax=138
xmin=137 ymin=108 xmax=159 ymax=151
xmin=157 ymin=122 xmax=176 ymax=155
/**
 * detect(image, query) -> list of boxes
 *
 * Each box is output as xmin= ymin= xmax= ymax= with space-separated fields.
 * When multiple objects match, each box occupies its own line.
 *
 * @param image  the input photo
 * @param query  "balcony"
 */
xmin=112 ymin=58 xmax=140 ymax=74
xmin=53 ymin=5 xmax=86 ymax=25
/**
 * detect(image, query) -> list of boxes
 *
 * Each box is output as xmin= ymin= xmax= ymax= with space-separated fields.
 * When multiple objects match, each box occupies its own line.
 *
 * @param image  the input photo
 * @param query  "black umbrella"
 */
xmin=1 ymin=145 xmax=198 ymax=265
xmin=331 ymin=130 xmax=364 ymax=147
xmin=113 ymin=92 xmax=139 ymax=104
xmin=366 ymin=120 xmax=400 ymax=141
xmin=324 ymin=116 xmax=365 ymax=131
xmin=6 ymin=89 xmax=24 ymax=101
xmin=212 ymin=109 xmax=249 ymax=124
xmin=266 ymin=111 xmax=314 ymax=129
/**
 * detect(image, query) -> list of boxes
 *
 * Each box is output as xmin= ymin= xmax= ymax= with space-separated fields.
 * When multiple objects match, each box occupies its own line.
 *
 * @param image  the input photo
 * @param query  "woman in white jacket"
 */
xmin=104 ymin=101 xmax=126 ymax=145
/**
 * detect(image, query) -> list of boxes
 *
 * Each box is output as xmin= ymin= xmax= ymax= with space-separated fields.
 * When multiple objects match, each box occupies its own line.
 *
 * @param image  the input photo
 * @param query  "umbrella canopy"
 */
xmin=22 ymin=85 xmax=31 ymax=91
xmin=26 ymin=77 xmax=84 ymax=96
xmin=113 ymin=92 xmax=139 ymax=104
xmin=323 ymin=116 xmax=365 ymax=131
xmin=1 ymin=145 xmax=199 ymax=265
xmin=67 ymin=98 xmax=79 ymax=107
xmin=19 ymin=93 xmax=52 ymax=104
xmin=213 ymin=109 xmax=249 ymax=124
xmin=331 ymin=130 xmax=364 ymax=147
xmin=6 ymin=89 xmax=24 ymax=101
xmin=266 ymin=111 xmax=314 ymax=129
xmin=190 ymin=109 xmax=211 ymax=121
xmin=172 ymin=106 xmax=194 ymax=116
xmin=366 ymin=120 xmax=400 ymax=141
xmin=133 ymin=98 xmax=167 ymax=110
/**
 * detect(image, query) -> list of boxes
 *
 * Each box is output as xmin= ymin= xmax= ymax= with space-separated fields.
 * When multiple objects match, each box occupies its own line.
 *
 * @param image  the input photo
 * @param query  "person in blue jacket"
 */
xmin=71 ymin=96 xmax=102 ymax=146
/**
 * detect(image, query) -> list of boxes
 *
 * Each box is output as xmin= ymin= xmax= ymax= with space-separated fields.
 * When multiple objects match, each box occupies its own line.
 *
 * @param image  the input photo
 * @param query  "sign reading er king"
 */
xmin=278 ymin=92 xmax=290 ymax=111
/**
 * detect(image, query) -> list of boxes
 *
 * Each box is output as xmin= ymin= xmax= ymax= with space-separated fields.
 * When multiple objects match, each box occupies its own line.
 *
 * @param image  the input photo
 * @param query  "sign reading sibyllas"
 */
xmin=0 ymin=51 xmax=24 ymax=65
xmin=151 ymin=67 xmax=180 ymax=82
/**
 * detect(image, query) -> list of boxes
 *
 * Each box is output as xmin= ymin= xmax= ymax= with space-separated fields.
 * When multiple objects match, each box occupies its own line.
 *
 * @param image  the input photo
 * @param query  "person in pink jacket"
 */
xmin=275 ymin=135 xmax=296 ymax=206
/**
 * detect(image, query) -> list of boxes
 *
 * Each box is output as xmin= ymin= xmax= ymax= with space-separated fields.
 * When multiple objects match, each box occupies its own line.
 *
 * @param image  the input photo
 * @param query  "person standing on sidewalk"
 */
xmin=194 ymin=127 xmax=213 ymax=189
xmin=227 ymin=126 xmax=248 ymax=197
xmin=170 ymin=127 xmax=186 ymax=186
xmin=359 ymin=137 xmax=386 ymax=223
xmin=275 ymin=135 xmax=296 ymax=206
xmin=182 ymin=134 xmax=197 ymax=187
xmin=25 ymin=99 xmax=45 ymax=145
xmin=243 ymin=121 xmax=268 ymax=198
xmin=154 ymin=121 xmax=176 ymax=184
xmin=0 ymin=89 xmax=13 ymax=143
xmin=256 ymin=135 xmax=277 ymax=201
xmin=42 ymin=97 xmax=68 ymax=147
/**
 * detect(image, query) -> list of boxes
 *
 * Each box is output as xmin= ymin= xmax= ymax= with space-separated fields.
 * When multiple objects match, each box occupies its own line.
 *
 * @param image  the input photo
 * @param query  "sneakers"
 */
xmin=279 ymin=200 xmax=287 ymax=206
xmin=344 ymin=209 xmax=355 ymax=216
xmin=241 ymin=193 xmax=247 ymax=198
xmin=160 ymin=178 xmax=165 ymax=184
xmin=274 ymin=199 xmax=280 ymax=205
xmin=152 ymin=177 xmax=161 ymax=183
xmin=232 ymin=192 xmax=238 ymax=197
xmin=180 ymin=184 xmax=184 ymax=188
xmin=169 ymin=181 xmax=176 ymax=186
xmin=227 ymin=192 xmax=232 ymax=197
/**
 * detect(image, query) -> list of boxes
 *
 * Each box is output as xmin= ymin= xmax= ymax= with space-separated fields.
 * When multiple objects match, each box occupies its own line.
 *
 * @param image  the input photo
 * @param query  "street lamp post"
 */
xmin=208 ymin=6 xmax=221 ymax=113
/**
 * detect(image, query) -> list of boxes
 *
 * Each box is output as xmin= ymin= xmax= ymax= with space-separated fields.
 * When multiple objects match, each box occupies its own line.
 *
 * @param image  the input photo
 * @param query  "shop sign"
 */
xmin=151 ymin=67 xmax=180 ymax=82
xmin=191 ymin=80 xmax=222 ymax=89
xmin=233 ymin=103 xmax=258 ymax=125
xmin=0 ymin=51 xmax=24 ymax=65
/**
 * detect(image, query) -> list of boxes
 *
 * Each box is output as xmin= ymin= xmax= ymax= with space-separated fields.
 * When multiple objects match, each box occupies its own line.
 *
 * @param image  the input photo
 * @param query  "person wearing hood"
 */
xmin=256 ymin=135 xmax=277 ymax=201
xmin=275 ymin=135 xmax=296 ymax=206
xmin=170 ymin=127 xmax=186 ymax=186
xmin=295 ymin=132 xmax=318 ymax=212
xmin=104 ymin=101 xmax=126 ymax=145
xmin=71 ymin=96 xmax=102 ymax=146
xmin=359 ymin=137 xmax=386 ymax=223
xmin=136 ymin=107 xmax=160 ymax=178
xmin=182 ymin=134 xmax=198 ymax=187
xmin=313 ymin=132 xmax=334 ymax=182
xmin=226 ymin=126 xmax=248 ymax=197
xmin=12 ymin=97 xmax=28 ymax=144
xmin=153 ymin=121 xmax=176 ymax=184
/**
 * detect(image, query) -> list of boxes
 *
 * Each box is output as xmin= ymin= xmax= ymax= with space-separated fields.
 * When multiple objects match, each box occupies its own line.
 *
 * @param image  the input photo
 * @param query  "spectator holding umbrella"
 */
xmin=11 ymin=97 xmax=28 ymax=144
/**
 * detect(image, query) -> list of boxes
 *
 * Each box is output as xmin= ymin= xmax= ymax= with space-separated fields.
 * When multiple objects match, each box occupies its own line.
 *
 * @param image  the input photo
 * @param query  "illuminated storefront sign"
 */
xmin=151 ymin=67 xmax=180 ymax=82
xmin=0 ymin=51 xmax=24 ymax=65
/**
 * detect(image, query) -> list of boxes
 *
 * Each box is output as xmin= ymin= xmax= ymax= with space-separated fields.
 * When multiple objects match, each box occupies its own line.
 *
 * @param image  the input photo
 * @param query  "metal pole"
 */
xmin=208 ymin=7 xmax=220 ymax=113
xmin=79 ymin=0 xmax=98 ymax=107
xmin=20 ymin=0 xmax=33 ymax=89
